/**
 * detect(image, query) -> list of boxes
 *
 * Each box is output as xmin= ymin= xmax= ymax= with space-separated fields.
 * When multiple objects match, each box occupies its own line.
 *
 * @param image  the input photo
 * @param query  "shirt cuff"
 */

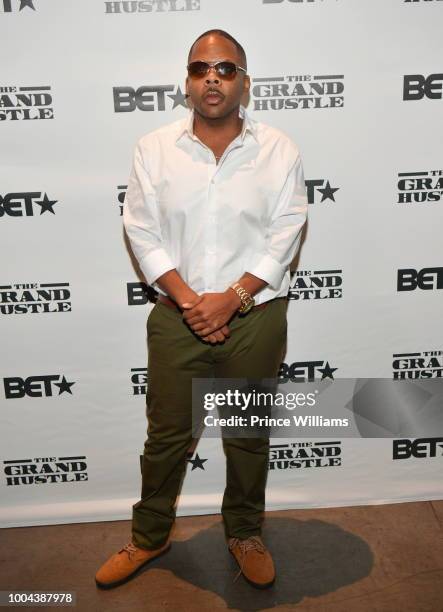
xmin=246 ymin=254 xmax=286 ymax=290
xmin=139 ymin=247 xmax=175 ymax=286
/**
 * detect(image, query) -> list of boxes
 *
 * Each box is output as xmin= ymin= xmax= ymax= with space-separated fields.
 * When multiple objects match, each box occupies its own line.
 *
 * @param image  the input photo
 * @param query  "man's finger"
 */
xmin=203 ymin=334 xmax=218 ymax=344
xmin=184 ymin=313 xmax=205 ymax=324
xmin=201 ymin=324 xmax=230 ymax=340
xmin=221 ymin=325 xmax=230 ymax=337
xmin=202 ymin=330 xmax=225 ymax=344
xmin=195 ymin=326 xmax=214 ymax=337
xmin=191 ymin=321 xmax=211 ymax=332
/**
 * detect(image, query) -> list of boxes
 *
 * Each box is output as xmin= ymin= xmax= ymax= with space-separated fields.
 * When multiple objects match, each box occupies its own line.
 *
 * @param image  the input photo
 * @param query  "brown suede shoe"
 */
xmin=95 ymin=540 xmax=171 ymax=589
xmin=228 ymin=535 xmax=275 ymax=589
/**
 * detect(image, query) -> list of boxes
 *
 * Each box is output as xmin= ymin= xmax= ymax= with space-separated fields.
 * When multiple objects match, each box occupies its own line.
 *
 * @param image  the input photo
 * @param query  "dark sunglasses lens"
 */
xmin=188 ymin=61 xmax=209 ymax=77
xmin=217 ymin=62 xmax=237 ymax=79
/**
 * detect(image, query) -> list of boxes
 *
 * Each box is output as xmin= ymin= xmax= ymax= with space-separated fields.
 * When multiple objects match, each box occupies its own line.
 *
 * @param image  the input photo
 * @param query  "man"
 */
xmin=95 ymin=29 xmax=308 ymax=590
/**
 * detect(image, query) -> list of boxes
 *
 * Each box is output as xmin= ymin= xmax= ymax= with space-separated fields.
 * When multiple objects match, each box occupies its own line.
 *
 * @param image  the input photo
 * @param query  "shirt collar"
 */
xmin=176 ymin=105 xmax=257 ymax=144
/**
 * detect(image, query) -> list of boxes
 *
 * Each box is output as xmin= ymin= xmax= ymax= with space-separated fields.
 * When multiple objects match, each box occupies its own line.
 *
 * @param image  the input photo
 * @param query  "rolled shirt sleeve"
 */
xmin=245 ymin=153 xmax=308 ymax=290
xmin=123 ymin=143 xmax=175 ymax=286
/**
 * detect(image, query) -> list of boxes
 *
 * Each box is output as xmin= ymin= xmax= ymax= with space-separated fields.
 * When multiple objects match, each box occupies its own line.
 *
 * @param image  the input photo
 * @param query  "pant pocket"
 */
xmin=146 ymin=303 xmax=158 ymax=333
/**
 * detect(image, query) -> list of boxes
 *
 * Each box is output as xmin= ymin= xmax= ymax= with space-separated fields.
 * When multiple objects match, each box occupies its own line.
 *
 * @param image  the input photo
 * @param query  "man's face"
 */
xmin=186 ymin=34 xmax=250 ymax=121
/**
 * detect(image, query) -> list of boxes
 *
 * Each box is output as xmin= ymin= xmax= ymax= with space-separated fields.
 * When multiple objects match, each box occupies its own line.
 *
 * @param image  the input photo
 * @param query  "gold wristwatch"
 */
xmin=229 ymin=282 xmax=255 ymax=314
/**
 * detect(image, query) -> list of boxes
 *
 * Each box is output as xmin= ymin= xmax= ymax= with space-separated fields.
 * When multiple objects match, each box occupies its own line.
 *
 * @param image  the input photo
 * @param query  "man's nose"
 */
xmin=205 ymin=66 xmax=220 ymax=85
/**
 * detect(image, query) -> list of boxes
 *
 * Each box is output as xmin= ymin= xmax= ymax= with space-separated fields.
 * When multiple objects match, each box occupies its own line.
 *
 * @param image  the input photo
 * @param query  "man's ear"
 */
xmin=244 ymin=74 xmax=251 ymax=95
xmin=185 ymin=75 xmax=190 ymax=97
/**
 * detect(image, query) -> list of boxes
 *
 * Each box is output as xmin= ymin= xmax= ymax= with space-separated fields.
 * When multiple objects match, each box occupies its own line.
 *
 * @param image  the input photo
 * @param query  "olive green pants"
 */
xmin=131 ymin=297 xmax=287 ymax=550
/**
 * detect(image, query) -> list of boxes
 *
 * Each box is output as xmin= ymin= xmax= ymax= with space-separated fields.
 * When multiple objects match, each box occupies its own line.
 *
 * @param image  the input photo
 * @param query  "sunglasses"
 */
xmin=187 ymin=61 xmax=247 ymax=81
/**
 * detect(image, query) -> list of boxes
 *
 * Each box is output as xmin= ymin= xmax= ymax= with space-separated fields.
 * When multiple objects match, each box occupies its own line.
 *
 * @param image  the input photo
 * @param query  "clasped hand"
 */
xmin=181 ymin=292 xmax=239 ymax=344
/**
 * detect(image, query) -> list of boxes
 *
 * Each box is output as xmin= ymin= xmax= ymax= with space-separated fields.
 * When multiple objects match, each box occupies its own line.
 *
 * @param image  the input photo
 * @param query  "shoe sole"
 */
xmin=242 ymin=573 xmax=276 ymax=589
xmin=95 ymin=542 xmax=171 ymax=590
xmin=229 ymin=549 xmax=276 ymax=589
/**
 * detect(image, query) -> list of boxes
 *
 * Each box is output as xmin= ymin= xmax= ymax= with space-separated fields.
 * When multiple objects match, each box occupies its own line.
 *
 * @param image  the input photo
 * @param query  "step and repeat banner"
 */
xmin=1 ymin=0 xmax=442 ymax=527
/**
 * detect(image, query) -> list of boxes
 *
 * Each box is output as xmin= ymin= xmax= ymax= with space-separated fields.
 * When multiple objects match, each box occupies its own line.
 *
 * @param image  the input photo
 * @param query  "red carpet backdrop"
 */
xmin=1 ymin=0 xmax=442 ymax=527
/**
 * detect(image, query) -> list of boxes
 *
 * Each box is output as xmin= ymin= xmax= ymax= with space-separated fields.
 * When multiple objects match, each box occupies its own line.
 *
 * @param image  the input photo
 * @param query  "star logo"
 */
xmin=54 ymin=376 xmax=75 ymax=395
xmin=35 ymin=193 xmax=57 ymax=215
xmin=317 ymin=362 xmax=338 ymax=380
xmin=187 ymin=453 xmax=207 ymax=471
xmin=167 ymin=86 xmax=189 ymax=110
xmin=317 ymin=180 xmax=339 ymax=203
xmin=19 ymin=0 xmax=36 ymax=10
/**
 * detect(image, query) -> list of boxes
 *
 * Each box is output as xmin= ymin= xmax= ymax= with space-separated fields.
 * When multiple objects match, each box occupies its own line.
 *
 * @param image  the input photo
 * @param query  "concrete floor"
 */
xmin=1 ymin=501 xmax=442 ymax=612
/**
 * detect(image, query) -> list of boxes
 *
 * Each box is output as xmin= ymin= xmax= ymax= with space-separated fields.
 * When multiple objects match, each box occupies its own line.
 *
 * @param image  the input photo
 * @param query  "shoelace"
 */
xmin=119 ymin=542 xmax=139 ymax=559
xmin=228 ymin=536 xmax=266 ymax=582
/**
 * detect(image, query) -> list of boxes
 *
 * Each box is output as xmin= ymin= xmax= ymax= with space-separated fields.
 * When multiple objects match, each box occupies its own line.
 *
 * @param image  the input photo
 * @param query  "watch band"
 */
xmin=230 ymin=282 xmax=255 ymax=314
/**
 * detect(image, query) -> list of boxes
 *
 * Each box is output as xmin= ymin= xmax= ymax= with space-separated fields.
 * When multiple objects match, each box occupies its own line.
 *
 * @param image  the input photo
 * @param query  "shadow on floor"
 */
xmin=98 ymin=516 xmax=373 ymax=611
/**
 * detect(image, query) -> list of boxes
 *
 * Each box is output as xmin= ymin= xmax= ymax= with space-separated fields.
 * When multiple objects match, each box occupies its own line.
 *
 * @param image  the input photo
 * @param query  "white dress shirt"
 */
xmin=123 ymin=106 xmax=308 ymax=305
